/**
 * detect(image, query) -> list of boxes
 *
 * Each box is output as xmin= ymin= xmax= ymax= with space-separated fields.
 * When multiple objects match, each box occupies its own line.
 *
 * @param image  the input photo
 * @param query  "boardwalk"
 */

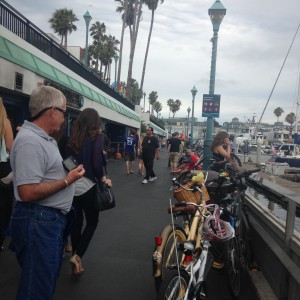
xmin=0 ymin=151 xmax=259 ymax=300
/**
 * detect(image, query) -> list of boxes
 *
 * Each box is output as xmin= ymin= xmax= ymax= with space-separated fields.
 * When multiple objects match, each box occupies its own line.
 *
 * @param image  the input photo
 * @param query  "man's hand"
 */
xmin=66 ymin=164 xmax=85 ymax=184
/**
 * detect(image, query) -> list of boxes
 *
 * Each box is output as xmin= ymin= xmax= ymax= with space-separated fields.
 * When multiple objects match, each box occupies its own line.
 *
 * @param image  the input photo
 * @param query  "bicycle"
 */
xmin=152 ymin=172 xmax=228 ymax=294
xmin=219 ymin=166 xmax=261 ymax=298
xmin=156 ymin=202 xmax=235 ymax=300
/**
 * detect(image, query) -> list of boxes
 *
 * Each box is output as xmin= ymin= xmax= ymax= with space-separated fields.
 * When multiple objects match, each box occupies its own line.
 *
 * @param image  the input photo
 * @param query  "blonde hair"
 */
xmin=0 ymin=96 xmax=7 ymax=139
xmin=29 ymin=84 xmax=66 ymax=117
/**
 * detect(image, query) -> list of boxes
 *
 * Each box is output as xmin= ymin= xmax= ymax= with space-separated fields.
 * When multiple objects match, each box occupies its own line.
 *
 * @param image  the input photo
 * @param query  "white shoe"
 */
xmin=142 ymin=179 xmax=148 ymax=184
xmin=149 ymin=177 xmax=157 ymax=182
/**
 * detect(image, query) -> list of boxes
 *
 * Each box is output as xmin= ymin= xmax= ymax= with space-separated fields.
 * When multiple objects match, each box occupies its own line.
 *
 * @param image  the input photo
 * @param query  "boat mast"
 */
xmin=255 ymin=23 xmax=300 ymax=136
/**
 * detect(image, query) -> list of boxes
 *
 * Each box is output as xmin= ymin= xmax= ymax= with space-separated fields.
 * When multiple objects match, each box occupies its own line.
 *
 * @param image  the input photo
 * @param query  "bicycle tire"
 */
xmin=230 ymin=153 xmax=242 ymax=167
xmin=155 ymin=226 xmax=187 ymax=293
xmin=241 ymin=210 xmax=254 ymax=267
xmin=223 ymin=238 xmax=241 ymax=298
xmin=156 ymin=269 xmax=189 ymax=300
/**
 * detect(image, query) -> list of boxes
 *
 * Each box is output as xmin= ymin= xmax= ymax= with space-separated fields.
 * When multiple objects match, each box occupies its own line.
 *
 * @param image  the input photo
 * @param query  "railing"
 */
xmin=0 ymin=0 xmax=134 ymax=110
xmin=245 ymin=176 xmax=300 ymax=299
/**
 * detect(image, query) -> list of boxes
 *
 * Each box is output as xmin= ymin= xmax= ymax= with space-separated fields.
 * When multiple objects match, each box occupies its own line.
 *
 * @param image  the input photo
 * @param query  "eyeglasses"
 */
xmin=55 ymin=106 xmax=66 ymax=116
xmin=30 ymin=106 xmax=66 ymax=121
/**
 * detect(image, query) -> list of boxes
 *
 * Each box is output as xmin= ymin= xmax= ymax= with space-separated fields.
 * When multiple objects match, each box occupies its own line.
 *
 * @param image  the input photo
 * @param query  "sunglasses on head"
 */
xmin=30 ymin=106 xmax=66 ymax=121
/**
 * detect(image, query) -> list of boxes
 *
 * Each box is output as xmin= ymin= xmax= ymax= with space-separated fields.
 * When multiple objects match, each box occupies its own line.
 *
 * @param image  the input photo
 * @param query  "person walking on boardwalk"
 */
xmin=0 ymin=97 xmax=14 ymax=252
xmin=141 ymin=127 xmax=160 ymax=184
xmin=9 ymin=84 xmax=85 ymax=300
xmin=124 ymin=129 xmax=137 ymax=174
xmin=67 ymin=108 xmax=112 ymax=276
xmin=137 ymin=133 xmax=146 ymax=175
xmin=167 ymin=132 xmax=183 ymax=172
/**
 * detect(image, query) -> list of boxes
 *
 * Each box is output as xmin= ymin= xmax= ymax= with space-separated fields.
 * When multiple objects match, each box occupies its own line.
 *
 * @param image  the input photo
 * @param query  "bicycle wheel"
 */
xmin=223 ymin=238 xmax=241 ymax=298
xmin=155 ymin=226 xmax=187 ymax=293
xmin=156 ymin=269 xmax=189 ymax=300
xmin=230 ymin=153 xmax=242 ymax=167
xmin=241 ymin=209 xmax=254 ymax=268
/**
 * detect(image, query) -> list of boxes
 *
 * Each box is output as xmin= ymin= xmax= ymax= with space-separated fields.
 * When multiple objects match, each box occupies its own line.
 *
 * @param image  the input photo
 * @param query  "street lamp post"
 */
xmin=190 ymin=86 xmax=197 ymax=147
xmin=187 ymin=106 xmax=191 ymax=140
xmin=83 ymin=11 xmax=92 ymax=66
xmin=113 ymin=52 xmax=119 ymax=89
xmin=203 ymin=0 xmax=226 ymax=169
xmin=143 ymin=92 xmax=146 ymax=112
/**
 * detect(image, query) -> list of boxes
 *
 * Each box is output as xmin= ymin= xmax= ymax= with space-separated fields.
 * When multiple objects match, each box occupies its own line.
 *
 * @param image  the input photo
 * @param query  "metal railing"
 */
xmin=0 ymin=0 xmax=134 ymax=110
xmin=246 ymin=176 xmax=300 ymax=299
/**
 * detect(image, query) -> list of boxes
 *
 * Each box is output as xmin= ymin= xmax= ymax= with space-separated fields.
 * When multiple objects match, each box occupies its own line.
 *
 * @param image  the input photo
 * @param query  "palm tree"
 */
xmin=274 ymin=107 xmax=284 ymax=123
xmin=90 ymin=21 xmax=106 ymax=70
xmin=49 ymin=8 xmax=78 ymax=49
xmin=115 ymin=0 xmax=130 ymax=86
xmin=152 ymin=101 xmax=162 ymax=117
xmin=139 ymin=0 xmax=164 ymax=104
xmin=148 ymin=91 xmax=158 ymax=114
xmin=167 ymin=98 xmax=181 ymax=132
xmin=126 ymin=0 xmax=143 ymax=100
xmin=285 ymin=112 xmax=296 ymax=134
xmin=116 ymin=0 xmax=140 ymax=96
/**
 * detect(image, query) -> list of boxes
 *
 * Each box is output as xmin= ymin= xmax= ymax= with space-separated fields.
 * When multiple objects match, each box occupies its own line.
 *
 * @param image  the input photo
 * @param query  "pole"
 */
xmin=203 ymin=0 xmax=226 ymax=169
xmin=84 ymin=24 xmax=89 ymax=66
xmin=203 ymin=32 xmax=218 ymax=169
xmin=83 ymin=11 xmax=92 ymax=66
xmin=191 ymin=95 xmax=195 ymax=146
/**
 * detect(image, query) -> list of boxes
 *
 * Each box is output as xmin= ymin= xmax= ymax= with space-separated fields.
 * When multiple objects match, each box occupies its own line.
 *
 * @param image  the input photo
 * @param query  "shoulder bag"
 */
xmin=95 ymin=181 xmax=116 ymax=211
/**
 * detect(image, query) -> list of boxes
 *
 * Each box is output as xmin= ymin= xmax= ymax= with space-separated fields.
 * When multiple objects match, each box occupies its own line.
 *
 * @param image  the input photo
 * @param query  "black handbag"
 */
xmin=95 ymin=181 xmax=116 ymax=211
xmin=0 ymin=160 xmax=13 ymax=190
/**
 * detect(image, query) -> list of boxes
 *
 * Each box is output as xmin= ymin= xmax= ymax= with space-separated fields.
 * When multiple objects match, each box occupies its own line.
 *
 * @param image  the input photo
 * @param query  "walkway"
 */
xmin=0 ymin=150 xmax=259 ymax=299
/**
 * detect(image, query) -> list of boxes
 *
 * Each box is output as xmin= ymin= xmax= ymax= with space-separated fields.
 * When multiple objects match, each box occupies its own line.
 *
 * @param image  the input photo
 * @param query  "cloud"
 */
xmin=7 ymin=0 xmax=300 ymax=126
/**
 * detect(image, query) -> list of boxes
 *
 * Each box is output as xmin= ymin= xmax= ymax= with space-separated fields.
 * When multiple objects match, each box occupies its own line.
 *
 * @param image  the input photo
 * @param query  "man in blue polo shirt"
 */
xmin=124 ymin=129 xmax=137 ymax=174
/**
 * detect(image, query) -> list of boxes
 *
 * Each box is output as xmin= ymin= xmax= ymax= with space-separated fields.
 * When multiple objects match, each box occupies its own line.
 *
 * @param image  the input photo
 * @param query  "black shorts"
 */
xmin=124 ymin=152 xmax=135 ymax=161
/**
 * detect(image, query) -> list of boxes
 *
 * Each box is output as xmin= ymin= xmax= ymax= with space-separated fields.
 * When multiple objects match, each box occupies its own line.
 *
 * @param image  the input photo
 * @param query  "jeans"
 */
xmin=9 ymin=202 xmax=66 ymax=300
xmin=71 ymin=185 xmax=99 ymax=258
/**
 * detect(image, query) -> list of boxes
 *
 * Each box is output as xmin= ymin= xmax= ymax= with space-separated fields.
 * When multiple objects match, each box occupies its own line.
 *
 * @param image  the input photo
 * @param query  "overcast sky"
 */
xmin=7 ymin=0 xmax=300 ymax=125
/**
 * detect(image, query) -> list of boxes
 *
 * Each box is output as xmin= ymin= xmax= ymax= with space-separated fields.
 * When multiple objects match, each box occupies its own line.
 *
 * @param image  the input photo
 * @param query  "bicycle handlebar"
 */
xmin=234 ymin=168 xmax=260 ymax=180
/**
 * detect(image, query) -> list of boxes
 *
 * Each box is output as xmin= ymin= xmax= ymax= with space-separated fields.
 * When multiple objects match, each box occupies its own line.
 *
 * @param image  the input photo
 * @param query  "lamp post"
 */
xmin=187 ymin=106 xmax=191 ymax=140
xmin=83 ymin=11 xmax=92 ymax=66
xmin=190 ymin=86 xmax=197 ymax=147
xmin=203 ymin=0 xmax=226 ymax=169
xmin=143 ymin=92 xmax=146 ymax=112
xmin=113 ymin=52 xmax=119 ymax=89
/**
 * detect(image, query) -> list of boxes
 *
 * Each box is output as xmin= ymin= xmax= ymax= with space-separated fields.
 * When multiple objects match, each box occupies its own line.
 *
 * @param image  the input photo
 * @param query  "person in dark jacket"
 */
xmin=67 ymin=108 xmax=112 ymax=276
xmin=141 ymin=127 xmax=160 ymax=184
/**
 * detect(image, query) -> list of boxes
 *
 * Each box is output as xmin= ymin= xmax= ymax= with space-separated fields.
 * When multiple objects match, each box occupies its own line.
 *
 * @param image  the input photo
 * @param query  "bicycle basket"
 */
xmin=173 ymin=181 xmax=201 ymax=204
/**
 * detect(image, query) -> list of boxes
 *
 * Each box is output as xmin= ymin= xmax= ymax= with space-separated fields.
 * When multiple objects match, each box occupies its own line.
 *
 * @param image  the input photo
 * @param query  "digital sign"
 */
xmin=202 ymin=94 xmax=220 ymax=118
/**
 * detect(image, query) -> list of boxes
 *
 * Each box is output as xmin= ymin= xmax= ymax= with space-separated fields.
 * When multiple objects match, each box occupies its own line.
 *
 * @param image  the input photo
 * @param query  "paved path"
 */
xmin=0 ymin=150 xmax=259 ymax=300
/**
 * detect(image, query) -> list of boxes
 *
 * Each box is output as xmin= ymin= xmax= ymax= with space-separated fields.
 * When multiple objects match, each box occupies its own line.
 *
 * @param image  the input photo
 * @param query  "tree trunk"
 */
xmin=64 ymin=33 xmax=68 ymax=49
xmin=139 ymin=9 xmax=155 ymax=105
xmin=117 ymin=0 xmax=128 ymax=85
xmin=126 ymin=0 xmax=142 ymax=100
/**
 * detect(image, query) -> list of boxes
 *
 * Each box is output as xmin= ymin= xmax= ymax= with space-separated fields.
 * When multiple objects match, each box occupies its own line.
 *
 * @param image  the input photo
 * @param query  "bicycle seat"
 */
xmin=168 ymin=204 xmax=198 ymax=214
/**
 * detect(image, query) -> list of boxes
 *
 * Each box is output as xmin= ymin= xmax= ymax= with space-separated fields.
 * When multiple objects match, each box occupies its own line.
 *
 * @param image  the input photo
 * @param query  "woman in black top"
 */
xmin=210 ymin=131 xmax=231 ymax=172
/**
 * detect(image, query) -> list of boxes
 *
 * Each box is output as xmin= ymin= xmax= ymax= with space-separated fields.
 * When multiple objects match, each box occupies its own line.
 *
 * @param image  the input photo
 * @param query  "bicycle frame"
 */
xmin=168 ymin=239 xmax=211 ymax=300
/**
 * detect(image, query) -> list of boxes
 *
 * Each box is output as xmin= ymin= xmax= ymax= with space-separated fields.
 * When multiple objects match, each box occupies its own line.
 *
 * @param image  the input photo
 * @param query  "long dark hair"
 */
xmin=68 ymin=108 xmax=101 ymax=154
xmin=211 ymin=131 xmax=229 ymax=151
